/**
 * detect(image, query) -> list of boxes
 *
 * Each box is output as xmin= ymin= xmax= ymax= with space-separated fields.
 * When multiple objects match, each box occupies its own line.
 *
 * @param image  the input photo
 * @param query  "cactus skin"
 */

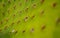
xmin=0 ymin=0 xmax=60 ymax=38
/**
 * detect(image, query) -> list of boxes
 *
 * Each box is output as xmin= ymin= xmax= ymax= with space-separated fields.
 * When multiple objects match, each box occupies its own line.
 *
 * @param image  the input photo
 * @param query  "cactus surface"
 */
xmin=0 ymin=0 xmax=60 ymax=38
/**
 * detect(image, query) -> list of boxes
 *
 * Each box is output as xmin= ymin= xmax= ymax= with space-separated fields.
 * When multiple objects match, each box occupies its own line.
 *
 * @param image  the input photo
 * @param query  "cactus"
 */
xmin=0 ymin=0 xmax=60 ymax=38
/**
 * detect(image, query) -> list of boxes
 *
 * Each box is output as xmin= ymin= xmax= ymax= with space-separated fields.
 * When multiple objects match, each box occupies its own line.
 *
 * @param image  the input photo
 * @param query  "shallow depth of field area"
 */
xmin=0 ymin=0 xmax=60 ymax=38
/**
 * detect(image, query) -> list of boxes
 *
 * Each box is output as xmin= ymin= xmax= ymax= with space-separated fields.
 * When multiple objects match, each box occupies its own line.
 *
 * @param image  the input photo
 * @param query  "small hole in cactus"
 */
xmin=25 ymin=7 xmax=28 ymax=12
xmin=14 ymin=30 xmax=18 ymax=34
xmin=24 ymin=16 xmax=28 ymax=22
xmin=30 ymin=28 xmax=34 ymax=33
xmin=13 ymin=14 xmax=16 ymax=17
xmin=14 ymin=0 xmax=16 ymax=1
xmin=25 ymin=0 xmax=28 ymax=2
xmin=2 ymin=12 xmax=5 ymax=16
xmin=5 ymin=18 xmax=9 ymax=22
xmin=40 ymin=0 xmax=44 ymax=4
xmin=2 ymin=3 xmax=5 ymax=7
xmin=11 ymin=22 xmax=14 ymax=25
xmin=17 ymin=20 xmax=20 ymax=24
xmin=8 ymin=0 xmax=11 ymax=3
xmin=32 ymin=3 xmax=36 ymax=8
xmin=31 ymin=15 xmax=35 ymax=19
xmin=40 ymin=10 xmax=44 ymax=16
xmin=52 ymin=2 xmax=57 ymax=8
xmin=4 ymin=26 xmax=8 ymax=30
xmin=13 ymin=5 xmax=16 ymax=9
xmin=19 ymin=11 xmax=22 ymax=15
xmin=0 ymin=29 xmax=2 ymax=32
xmin=7 ymin=9 xmax=10 ymax=14
xmin=22 ymin=30 xmax=25 ymax=33
xmin=41 ymin=24 xmax=46 ymax=30
xmin=15 ymin=31 xmax=18 ymax=34
xmin=19 ymin=2 xmax=22 ymax=6
xmin=56 ymin=17 xmax=60 ymax=24
xmin=0 ymin=21 xmax=3 ymax=25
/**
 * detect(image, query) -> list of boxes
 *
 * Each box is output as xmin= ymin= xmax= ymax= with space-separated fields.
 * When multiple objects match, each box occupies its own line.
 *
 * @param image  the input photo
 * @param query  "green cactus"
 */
xmin=0 ymin=0 xmax=60 ymax=38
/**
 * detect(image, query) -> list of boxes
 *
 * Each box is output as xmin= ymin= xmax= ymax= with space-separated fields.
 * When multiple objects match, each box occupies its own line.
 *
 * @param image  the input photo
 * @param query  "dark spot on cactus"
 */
xmin=5 ymin=18 xmax=8 ymax=22
xmin=2 ymin=3 xmax=5 ymax=7
xmin=9 ymin=31 xmax=11 ymax=34
xmin=25 ymin=16 xmax=28 ymax=19
xmin=19 ymin=11 xmax=22 ymax=15
xmin=11 ymin=22 xmax=14 ymax=25
xmin=30 ymin=28 xmax=34 ymax=33
xmin=32 ymin=4 xmax=36 ymax=8
xmin=8 ymin=0 xmax=11 ymax=3
xmin=19 ymin=2 xmax=22 ymax=6
xmin=31 ymin=15 xmax=35 ymax=19
xmin=24 ymin=16 xmax=28 ymax=22
xmin=0 ymin=21 xmax=3 ymax=25
xmin=14 ymin=30 xmax=18 ymax=34
xmin=40 ymin=10 xmax=44 ymax=16
xmin=25 ymin=7 xmax=28 ymax=12
xmin=17 ymin=20 xmax=20 ymax=24
xmin=0 ymin=29 xmax=2 ymax=32
xmin=14 ymin=0 xmax=16 ymax=1
xmin=40 ymin=0 xmax=44 ymax=4
xmin=25 ymin=0 xmax=28 ymax=2
xmin=22 ymin=30 xmax=25 ymax=33
xmin=13 ymin=14 xmax=15 ymax=17
xmin=4 ymin=26 xmax=8 ymax=30
xmin=13 ymin=5 xmax=16 ymax=9
xmin=56 ymin=17 xmax=60 ymax=24
xmin=52 ymin=2 xmax=57 ymax=8
xmin=2 ymin=12 xmax=5 ymax=16
xmin=41 ymin=24 xmax=46 ymax=30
